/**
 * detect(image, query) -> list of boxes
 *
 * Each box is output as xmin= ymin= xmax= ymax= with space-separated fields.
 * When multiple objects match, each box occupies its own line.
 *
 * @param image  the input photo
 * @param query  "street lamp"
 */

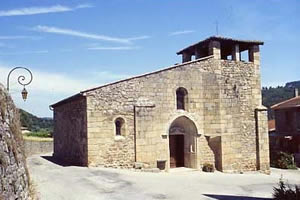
xmin=7 ymin=67 xmax=33 ymax=101
xmin=21 ymin=87 xmax=28 ymax=101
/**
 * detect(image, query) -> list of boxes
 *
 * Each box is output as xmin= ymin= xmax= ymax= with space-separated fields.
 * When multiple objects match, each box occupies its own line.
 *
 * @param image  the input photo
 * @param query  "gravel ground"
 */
xmin=27 ymin=154 xmax=300 ymax=200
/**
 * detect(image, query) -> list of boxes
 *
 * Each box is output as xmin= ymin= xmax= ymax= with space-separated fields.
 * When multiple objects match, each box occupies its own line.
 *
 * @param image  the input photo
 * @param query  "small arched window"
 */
xmin=115 ymin=117 xmax=125 ymax=136
xmin=176 ymin=87 xmax=188 ymax=110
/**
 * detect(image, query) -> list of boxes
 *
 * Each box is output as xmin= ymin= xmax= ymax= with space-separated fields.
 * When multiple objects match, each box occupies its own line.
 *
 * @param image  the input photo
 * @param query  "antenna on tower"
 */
xmin=215 ymin=20 xmax=219 ymax=36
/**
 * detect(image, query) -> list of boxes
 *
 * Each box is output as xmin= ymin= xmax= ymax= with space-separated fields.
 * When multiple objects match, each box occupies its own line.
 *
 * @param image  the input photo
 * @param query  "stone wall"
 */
xmin=0 ymin=84 xmax=30 ymax=199
xmin=24 ymin=140 xmax=53 ymax=156
xmin=83 ymin=56 xmax=269 ymax=172
xmin=85 ymin=58 xmax=220 ymax=169
xmin=53 ymin=96 xmax=87 ymax=166
xmin=85 ymin=81 xmax=136 ymax=168
xmin=218 ymin=59 xmax=260 ymax=172
xmin=255 ymin=107 xmax=270 ymax=173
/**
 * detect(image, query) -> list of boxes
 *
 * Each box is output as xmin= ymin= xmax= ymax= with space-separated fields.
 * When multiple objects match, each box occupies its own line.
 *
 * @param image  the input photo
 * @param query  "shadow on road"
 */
xmin=41 ymin=155 xmax=83 ymax=167
xmin=203 ymin=194 xmax=272 ymax=200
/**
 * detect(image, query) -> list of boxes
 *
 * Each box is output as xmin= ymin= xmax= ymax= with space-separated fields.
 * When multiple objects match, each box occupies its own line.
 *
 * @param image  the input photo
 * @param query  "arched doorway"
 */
xmin=169 ymin=116 xmax=198 ymax=168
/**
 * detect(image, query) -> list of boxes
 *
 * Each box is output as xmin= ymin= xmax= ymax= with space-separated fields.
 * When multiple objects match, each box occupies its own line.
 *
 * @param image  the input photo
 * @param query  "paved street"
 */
xmin=27 ymin=154 xmax=300 ymax=200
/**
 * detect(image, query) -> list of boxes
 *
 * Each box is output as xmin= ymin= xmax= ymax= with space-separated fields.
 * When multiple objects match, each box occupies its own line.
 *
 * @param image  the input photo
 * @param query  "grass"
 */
xmin=23 ymin=130 xmax=53 ymax=142
xmin=25 ymin=130 xmax=51 ymax=138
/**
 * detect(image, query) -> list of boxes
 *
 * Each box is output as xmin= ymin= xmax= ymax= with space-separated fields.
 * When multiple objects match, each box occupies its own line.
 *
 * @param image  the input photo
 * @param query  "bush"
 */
xmin=273 ymin=178 xmax=300 ymax=200
xmin=202 ymin=163 xmax=214 ymax=172
xmin=272 ymin=152 xmax=297 ymax=169
xmin=25 ymin=129 xmax=52 ymax=138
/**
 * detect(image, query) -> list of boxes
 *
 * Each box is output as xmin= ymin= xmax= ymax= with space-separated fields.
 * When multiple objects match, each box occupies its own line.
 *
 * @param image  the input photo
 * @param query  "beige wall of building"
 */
xmin=52 ymin=37 xmax=270 ymax=173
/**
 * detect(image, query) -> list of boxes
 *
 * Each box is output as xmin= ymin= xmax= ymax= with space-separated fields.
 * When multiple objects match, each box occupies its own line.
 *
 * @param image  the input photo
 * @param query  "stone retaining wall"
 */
xmin=0 ymin=84 xmax=30 ymax=199
xmin=24 ymin=140 xmax=53 ymax=156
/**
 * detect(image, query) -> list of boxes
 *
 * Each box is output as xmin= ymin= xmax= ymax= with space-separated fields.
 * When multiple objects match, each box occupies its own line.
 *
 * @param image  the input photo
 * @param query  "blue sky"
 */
xmin=0 ymin=0 xmax=299 ymax=117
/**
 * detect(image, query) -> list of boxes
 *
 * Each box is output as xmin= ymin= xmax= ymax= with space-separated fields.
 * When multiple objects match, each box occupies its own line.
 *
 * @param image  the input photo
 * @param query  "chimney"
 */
xmin=295 ymin=88 xmax=299 ymax=97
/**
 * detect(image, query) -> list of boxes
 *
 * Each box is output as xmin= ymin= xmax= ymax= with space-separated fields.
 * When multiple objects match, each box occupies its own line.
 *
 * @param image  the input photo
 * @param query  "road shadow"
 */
xmin=203 ymin=194 xmax=272 ymax=200
xmin=41 ymin=155 xmax=83 ymax=167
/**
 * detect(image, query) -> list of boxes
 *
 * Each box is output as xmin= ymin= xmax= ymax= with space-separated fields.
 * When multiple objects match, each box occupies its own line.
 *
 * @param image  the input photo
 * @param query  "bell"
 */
xmin=21 ymin=87 xmax=28 ymax=101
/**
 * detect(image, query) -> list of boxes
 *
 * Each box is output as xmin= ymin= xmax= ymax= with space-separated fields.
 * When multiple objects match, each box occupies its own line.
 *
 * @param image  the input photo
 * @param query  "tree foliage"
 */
xmin=262 ymin=80 xmax=299 ymax=119
xmin=273 ymin=178 xmax=300 ymax=200
xmin=19 ymin=109 xmax=53 ymax=132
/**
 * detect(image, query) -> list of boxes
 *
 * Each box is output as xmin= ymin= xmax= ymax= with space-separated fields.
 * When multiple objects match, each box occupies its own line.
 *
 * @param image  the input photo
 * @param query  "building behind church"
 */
xmin=270 ymin=89 xmax=300 ymax=166
xmin=51 ymin=36 xmax=270 ymax=173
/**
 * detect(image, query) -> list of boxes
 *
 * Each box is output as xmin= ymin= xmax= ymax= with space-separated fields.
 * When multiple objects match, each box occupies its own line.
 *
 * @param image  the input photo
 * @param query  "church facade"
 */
xmin=51 ymin=36 xmax=270 ymax=173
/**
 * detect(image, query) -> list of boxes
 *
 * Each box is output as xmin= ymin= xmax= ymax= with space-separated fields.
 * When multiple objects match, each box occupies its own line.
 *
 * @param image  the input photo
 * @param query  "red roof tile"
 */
xmin=271 ymin=96 xmax=300 ymax=110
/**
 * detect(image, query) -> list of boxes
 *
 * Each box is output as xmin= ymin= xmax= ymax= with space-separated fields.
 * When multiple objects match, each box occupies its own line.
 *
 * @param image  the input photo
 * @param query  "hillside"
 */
xmin=19 ymin=109 xmax=53 ymax=132
xmin=262 ymin=80 xmax=300 ymax=119
xmin=285 ymin=80 xmax=300 ymax=88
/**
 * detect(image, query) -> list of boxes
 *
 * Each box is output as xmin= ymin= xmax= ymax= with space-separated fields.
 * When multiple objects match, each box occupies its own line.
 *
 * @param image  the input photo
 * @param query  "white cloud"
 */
xmin=87 ymin=46 xmax=139 ymax=50
xmin=92 ymin=71 xmax=130 ymax=82
xmin=0 ymin=4 xmax=92 ymax=17
xmin=76 ymin=4 xmax=93 ymax=9
xmin=0 ymin=50 xmax=48 ymax=56
xmin=0 ymin=64 xmax=130 ymax=117
xmin=0 ymin=65 xmax=103 ymax=94
xmin=169 ymin=30 xmax=195 ymax=36
xmin=31 ymin=25 xmax=150 ymax=44
xmin=128 ymin=36 xmax=151 ymax=41
xmin=0 ymin=35 xmax=42 ymax=40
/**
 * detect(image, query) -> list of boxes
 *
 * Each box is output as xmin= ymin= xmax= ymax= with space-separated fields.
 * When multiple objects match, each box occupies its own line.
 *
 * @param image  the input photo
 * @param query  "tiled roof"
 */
xmin=271 ymin=96 xmax=300 ymax=110
xmin=177 ymin=35 xmax=264 ymax=54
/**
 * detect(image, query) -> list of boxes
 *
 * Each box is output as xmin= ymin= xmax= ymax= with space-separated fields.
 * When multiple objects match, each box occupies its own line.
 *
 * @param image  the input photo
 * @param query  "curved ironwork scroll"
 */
xmin=7 ymin=67 xmax=33 ymax=91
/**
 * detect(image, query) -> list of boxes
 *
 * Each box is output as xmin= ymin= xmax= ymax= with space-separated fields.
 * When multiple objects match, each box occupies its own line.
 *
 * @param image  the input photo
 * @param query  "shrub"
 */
xmin=25 ymin=130 xmax=52 ymax=138
xmin=202 ymin=163 xmax=214 ymax=172
xmin=272 ymin=152 xmax=297 ymax=169
xmin=273 ymin=178 xmax=300 ymax=200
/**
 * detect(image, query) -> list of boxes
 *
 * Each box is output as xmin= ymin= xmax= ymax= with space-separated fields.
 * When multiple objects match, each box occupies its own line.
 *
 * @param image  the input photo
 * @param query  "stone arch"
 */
xmin=165 ymin=112 xmax=200 ymax=136
xmin=168 ymin=116 xmax=198 ymax=169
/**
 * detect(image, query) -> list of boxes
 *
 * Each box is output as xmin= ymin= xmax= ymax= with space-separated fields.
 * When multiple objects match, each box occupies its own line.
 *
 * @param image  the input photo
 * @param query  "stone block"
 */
xmin=134 ymin=162 xmax=144 ymax=169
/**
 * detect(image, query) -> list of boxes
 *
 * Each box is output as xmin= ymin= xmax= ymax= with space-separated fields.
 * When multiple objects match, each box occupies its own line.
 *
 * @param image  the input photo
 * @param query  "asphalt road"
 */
xmin=27 ymin=154 xmax=300 ymax=200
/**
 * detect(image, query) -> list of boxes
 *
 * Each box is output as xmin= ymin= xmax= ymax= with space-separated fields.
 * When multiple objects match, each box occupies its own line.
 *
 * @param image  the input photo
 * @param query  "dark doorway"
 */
xmin=169 ymin=135 xmax=184 ymax=168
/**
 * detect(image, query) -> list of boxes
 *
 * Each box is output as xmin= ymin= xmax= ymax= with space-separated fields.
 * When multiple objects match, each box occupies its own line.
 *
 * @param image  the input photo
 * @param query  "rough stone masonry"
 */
xmin=51 ymin=36 xmax=270 ymax=173
xmin=0 ymin=84 xmax=31 ymax=199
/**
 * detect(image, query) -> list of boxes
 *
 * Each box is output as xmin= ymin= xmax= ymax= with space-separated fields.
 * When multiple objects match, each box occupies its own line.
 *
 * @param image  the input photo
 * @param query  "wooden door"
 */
xmin=169 ymin=135 xmax=184 ymax=168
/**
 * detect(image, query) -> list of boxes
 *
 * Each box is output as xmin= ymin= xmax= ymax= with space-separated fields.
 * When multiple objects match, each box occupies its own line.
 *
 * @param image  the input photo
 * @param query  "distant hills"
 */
xmin=19 ymin=109 xmax=53 ymax=132
xmin=285 ymin=81 xmax=300 ymax=88
xmin=262 ymin=80 xmax=300 ymax=120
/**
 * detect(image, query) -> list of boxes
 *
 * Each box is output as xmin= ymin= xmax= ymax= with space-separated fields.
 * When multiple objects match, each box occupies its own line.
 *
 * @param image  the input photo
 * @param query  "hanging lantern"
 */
xmin=6 ymin=67 xmax=33 ymax=101
xmin=21 ymin=87 xmax=28 ymax=101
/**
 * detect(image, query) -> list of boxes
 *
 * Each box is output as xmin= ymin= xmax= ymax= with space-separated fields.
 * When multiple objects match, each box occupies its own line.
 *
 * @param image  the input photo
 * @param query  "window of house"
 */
xmin=176 ymin=87 xmax=188 ymax=110
xmin=115 ymin=118 xmax=125 ymax=136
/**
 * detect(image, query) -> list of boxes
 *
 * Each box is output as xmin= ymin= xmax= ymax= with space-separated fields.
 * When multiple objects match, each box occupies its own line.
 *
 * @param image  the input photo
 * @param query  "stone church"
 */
xmin=51 ymin=36 xmax=270 ymax=173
